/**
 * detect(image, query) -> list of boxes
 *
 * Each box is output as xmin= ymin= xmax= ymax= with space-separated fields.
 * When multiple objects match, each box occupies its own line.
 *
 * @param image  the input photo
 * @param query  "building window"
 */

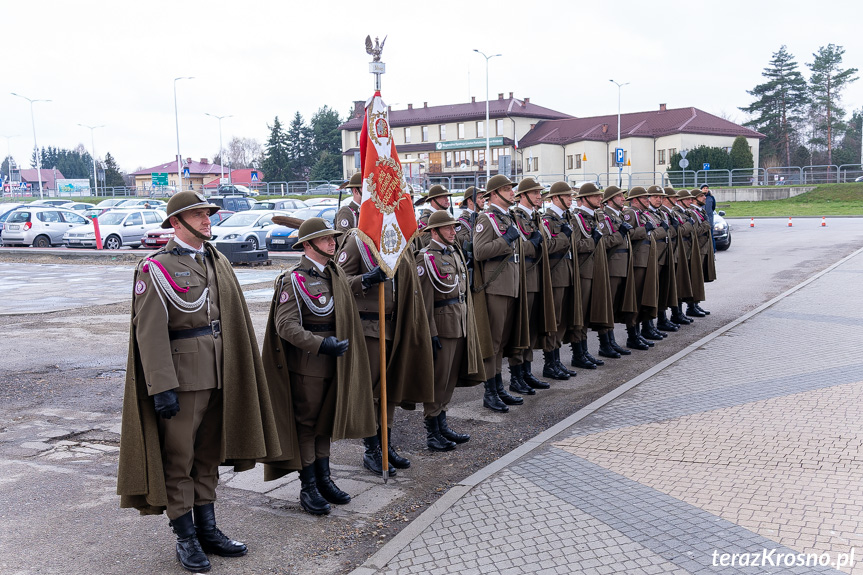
xmin=422 ymin=126 xmax=429 ymax=142
xmin=439 ymin=125 xmax=447 ymax=141
xmin=576 ymin=154 xmax=582 ymax=169
xmin=477 ymin=121 xmax=484 ymax=138
xmin=458 ymin=123 xmax=465 ymax=139
xmin=445 ymin=152 xmax=453 ymax=168
xmin=491 ymin=148 xmax=510 ymax=165
xmin=354 ymin=132 xmax=360 ymax=146
xmin=657 ymin=149 xmax=666 ymax=165
xmin=610 ymin=151 xmax=628 ymax=167
xmin=567 ymin=155 xmax=573 ymax=169
xmin=668 ymin=148 xmax=677 ymax=159
xmin=455 ymin=150 xmax=470 ymax=168
xmin=472 ymin=149 xmax=485 ymax=167
xmin=496 ymin=119 xmax=504 ymax=136
xmin=404 ymin=127 xmax=411 ymax=144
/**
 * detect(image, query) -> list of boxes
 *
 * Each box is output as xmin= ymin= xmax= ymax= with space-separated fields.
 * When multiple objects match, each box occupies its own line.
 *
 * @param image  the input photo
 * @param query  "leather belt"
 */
xmin=641 ymin=240 xmax=651 ymax=245
xmin=548 ymin=252 xmax=572 ymax=260
xmin=359 ymin=311 xmax=396 ymax=321
xmin=169 ymin=320 xmax=221 ymax=341
xmin=487 ymin=254 xmax=518 ymax=263
xmin=614 ymin=249 xmax=628 ymax=254
xmin=524 ymin=256 xmax=537 ymax=263
xmin=305 ymin=323 xmax=335 ymax=332
xmin=434 ymin=294 xmax=466 ymax=308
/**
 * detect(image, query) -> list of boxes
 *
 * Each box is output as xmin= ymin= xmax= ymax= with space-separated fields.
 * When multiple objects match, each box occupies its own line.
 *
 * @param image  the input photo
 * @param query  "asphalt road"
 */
xmin=0 ymin=217 xmax=861 ymax=575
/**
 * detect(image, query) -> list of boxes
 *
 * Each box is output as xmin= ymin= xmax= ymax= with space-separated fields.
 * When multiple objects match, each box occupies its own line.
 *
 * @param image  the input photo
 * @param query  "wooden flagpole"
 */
xmin=378 ymin=282 xmax=389 ymax=482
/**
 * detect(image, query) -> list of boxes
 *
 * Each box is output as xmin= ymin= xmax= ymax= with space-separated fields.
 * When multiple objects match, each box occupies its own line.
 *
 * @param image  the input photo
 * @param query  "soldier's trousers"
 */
xmin=509 ymin=291 xmax=537 ymax=366
xmin=290 ymin=373 xmax=333 ymax=467
xmin=629 ymin=266 xmax=646 ymax=326
xmin=424 ymin=336 xmax=465 ymax=418
xmin=158 ymin=388 xmax=222 ymax=520
xmin=483 ymin=293 xmax=516 ymax=380
xmin=604 ymin=275 xmax=626 ymax=333
xmin=544 ymin=285 xmax=568 ymax=352
xmin=365 ymin=336 xmax=396 ymax=426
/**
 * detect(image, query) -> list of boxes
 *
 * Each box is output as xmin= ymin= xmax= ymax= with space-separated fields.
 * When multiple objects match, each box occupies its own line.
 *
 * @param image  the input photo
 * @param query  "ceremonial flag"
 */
xmin=357 ymin=91 xmax=417 ymax=276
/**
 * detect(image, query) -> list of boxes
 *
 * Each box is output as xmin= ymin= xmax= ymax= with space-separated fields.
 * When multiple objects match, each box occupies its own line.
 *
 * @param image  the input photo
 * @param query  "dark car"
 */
xmin=713 ymin=211 xmax=731 ymax=251
xmin=216 ymin=184 xmax=254 ymax=197
xmin=207 ymin=195 xmax=254 ymax=213
xmin=266 ymin=206 xmax=336 ymax=251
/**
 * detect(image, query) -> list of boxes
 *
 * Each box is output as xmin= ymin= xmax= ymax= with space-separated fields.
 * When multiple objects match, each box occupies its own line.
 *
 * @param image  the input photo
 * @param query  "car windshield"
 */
xmin=96 ymin=212 xmax=130 ymax=225
xmin=289 ymin=207 xmax=323 ymax=221
xmin=216 ymin=213 xmax=260 ymax=227
xmin=8 ymin=211 xmax=31 ymax=223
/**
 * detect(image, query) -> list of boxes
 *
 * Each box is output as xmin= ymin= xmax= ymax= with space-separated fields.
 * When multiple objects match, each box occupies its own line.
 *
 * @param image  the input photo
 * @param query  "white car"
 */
xmin=63 ymin=208 xmax=167 ymax=249
xmin=211 ymin=210 xmax=289 ymax=250
xmin=1 ymin=206 xmax=90 ymax=247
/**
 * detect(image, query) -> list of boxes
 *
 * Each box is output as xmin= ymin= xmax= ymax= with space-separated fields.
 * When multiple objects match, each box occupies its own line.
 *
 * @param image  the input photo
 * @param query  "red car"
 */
xmin=141 ymin=210 xmax=233 ymax=247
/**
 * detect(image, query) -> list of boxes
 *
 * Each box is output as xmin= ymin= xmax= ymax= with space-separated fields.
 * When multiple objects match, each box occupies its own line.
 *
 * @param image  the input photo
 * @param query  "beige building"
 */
xmin=338 ymin=93 xmax=572 ymax=185
xmin=129 ymin=158 xmax=227 ymax=194
xmin=518 ymin=105 xmax=764 ymax=187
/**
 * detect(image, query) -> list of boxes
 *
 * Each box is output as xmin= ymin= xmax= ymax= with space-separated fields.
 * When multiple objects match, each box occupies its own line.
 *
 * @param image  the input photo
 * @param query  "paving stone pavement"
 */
xmin=353 ymin=250 xmax=863 ymax=574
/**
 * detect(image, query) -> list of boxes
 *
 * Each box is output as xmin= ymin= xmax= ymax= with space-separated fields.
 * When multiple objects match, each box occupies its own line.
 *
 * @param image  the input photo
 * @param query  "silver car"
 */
xmin=211 ymin=210 xmax=288 ymax=250
xmin=63 ymin=209 xmax=167 ymax=249
xmin=1 ymin=206 xmax=90 ymax=247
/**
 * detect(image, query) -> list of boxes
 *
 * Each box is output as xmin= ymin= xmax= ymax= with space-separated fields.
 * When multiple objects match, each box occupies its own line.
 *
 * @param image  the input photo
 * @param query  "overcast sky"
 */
xmin=3 ymin=0 xmax=861 ymax=174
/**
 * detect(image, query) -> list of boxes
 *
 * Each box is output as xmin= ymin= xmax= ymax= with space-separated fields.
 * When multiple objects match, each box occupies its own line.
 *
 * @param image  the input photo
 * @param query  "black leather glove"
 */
xmin=670 ymin=218 xmax=679 ymax=229
xmin=361 ymin=265 xmax=387 ymax=289
xmin=560 ymin=224 xmax=573 ymax=238
xmin=528 ymin=230 xmax=542 ymax=249
xmin=619 ymin=222 xmax=633 ymax=236
xmin=431 ymin=336 xmax=442 ymax=361
xmin=462 ymin=240 xmax=473 ymax=255
xmin=502 ymin=225 xmax=520 ymax=245
xmin=153 ymin=389 xmax=180 ymax=419
xmin=660 ymin=221 xmax=669 ymax=231
xmin=591 ymin=229 xmax=603 ymax=244
xmin=644 ymin=221 xmax=656 ymax=233
xmin=319 ymin=336 xmax=349 ymax=357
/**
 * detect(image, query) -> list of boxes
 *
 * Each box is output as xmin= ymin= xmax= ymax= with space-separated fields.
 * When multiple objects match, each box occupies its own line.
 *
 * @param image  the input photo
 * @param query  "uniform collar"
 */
xmin=548 ymin=203 xmax=565 ymax=217
xmin=604 ymin=205 xmax=620 ymax=216
xmin=514 ymin=204 xmax=534 ymax=217
xmin=174 ymin=236 xmax=205 ymax=256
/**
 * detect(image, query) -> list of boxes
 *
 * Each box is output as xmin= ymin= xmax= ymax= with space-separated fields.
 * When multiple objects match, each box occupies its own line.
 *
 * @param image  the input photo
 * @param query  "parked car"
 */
xmin=216 ymin=184 xmax=255 ymax=197
xmin=713 ymin=211 xmax=731 ymax=251
xmin=1 ymin=206 xmax=91 ymax=247
xmin=34 ymin=199 xmax=77 ymax=208
xmin=61 ymin=202 xmax=95 ymax=211
xmin=0 ymin=204 xmax=26 ymax=235
xmin=304 ymin=197 xmax=339 ymax=207
xmin=251 ymin=198 xmax=309 ymax=212
xmin=306 ymin=183 xmax=340 ymax=195
xmin=94 ymin=198 xmax=128 ymax=209
xmin=63 ymin=209 xmax=167 ymax=249
xmin=141 ymin=210 xmax=234 ymax=248
xmin=855 ymin=176 xmax=863 ymax=182
xmin=207 ymin=195 xmax=255 ymax=213
xmin=116 ymin=199 xmax=167 ymax=209
xmin=266 ymin=206 xmax=336 ymax=251
xmin=82 ymin=207 xmax=113 ymax=220
xmin=211 ymin=210 xmax=288 ymax=250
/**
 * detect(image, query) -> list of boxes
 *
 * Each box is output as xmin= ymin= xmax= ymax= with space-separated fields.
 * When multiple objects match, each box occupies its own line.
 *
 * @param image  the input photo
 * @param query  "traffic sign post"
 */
xmin=703 ymin=163 xmax=710 ymax=170
xmin=250 ymin=171 xmax=259 ymax=182
xmin=615 ymin=148 xmax=624 ymax=165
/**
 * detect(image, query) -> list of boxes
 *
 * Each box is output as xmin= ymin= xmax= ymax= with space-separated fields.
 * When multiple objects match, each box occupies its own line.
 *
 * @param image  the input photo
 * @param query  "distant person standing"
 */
xmin=701 ymin=184 xmax=716 ymax=252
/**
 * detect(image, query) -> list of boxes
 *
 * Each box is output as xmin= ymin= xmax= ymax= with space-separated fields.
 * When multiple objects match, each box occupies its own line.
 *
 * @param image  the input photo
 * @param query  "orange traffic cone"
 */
xmin=788 ymin=217 xmax=793 ymax=227
xmin=750 ymin=218 xmax=755 ymax=228
xmin=821 ymin=216 xmax=826 ymax=227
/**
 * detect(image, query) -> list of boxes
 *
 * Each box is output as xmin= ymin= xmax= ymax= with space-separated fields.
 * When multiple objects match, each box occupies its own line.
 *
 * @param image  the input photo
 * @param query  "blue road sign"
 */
xmin=703 ymin=163 xmax=710 ymax=170
xmin=250 ymin=171 xmax=259 ymax=182
xmin=615 ymin=148 xmax=624 ymax=165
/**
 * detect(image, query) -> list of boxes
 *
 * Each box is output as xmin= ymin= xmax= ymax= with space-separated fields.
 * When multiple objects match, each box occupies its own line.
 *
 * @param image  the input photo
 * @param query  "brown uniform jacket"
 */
xmin=595 ymin=206 xmax=628 ymax=277
xmin=621 ymin=206 xmax=650 ymax=269
xmin=510 ymin=205 xmax=541 ymax=293
xmin=337 ymin=230 xmax=396 ymax=340
xmin=473 ymin=204 xmax=519 ymax=298
xmin=455 ymin=209 xmax=475 ymax=249
xmin=335 ymin=201 xmax=360 ymax=234
xmin=572 ymin=208 xmax=598 ymax=280
xmin=541 ymin=207 xmax=573 ymax=288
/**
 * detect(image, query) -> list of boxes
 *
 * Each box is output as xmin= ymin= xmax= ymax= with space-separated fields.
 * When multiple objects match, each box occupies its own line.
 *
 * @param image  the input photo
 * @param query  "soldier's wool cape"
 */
xmin=259 ymin=260 xmax=376 ymax=480
xmin=356 ymin=91 xmax=417 ymax=277
xmin=117 ymin=243 xmax=281 ymax=515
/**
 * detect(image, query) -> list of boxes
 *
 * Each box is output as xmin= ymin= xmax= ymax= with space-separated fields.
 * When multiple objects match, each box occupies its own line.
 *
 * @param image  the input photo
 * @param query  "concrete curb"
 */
xmin=349 ymin=244 xmax=863 ymax=575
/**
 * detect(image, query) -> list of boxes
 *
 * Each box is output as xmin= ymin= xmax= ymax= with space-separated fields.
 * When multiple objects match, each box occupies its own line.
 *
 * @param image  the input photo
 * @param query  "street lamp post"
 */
xmin=11 ymin=92 xmax=51 ymax=199
xmin=2 ymin=134 xmax=17 ymax=186
xmin=204 ymin=113 xmax=232 ymax=182
xmin=78 ymin=124 xmax=105 ymax=196
xmin=173 ymin=77 xmax=194 ymax=192
xmin=474 ymin=49 xmax=501 ymax=183
xmin=609 ymin=79 xmax=629 ymax=187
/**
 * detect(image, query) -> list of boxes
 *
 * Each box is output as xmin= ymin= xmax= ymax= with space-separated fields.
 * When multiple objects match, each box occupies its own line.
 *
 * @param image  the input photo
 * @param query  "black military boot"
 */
xmin=362 ymin=435 xmax=396 ymax=476
xmin=598 ymin=331 xmax=620 ymax=359
xmin=384 ymin=428 xmax=411 ymax=469
xmin=170 ymin=511 xmax=211 ymax=573
xmin=570 ymin=341 xmax=597 ymax=369
xmin=483 ymin=377 xmax=509 ymax=413
xmin=495 ymin=373 xmax=524 ymax=405
xmin=650 ymin=319 xmax=668 ymax=338
xmin=636 ymin=324 xmax=654 ymax=347
xmin=438 ymin=411 xmax=470 ymax=444
xmin=314 ymin=457 xmax=351 ymax=505
xmin=686 ymin=302 xmax=706 ymax=317
xmin=671 ymin=304 xmax=693 ymax=324
xmin=641 ymin=320 xmax=664 ymax=340
xmin=522 ymin=361 xmax=550 ymax=389
xmin=695 ymin=303 xmax=710 ymax=315
xmin=299 ymin=465 xmax=331 ymax=515
xmin=656 ymin=310 xmax=679 ymax=332
xmin=424 ymin=417 xmax=456 ymax=451
xmin=582 ymin=339 xmax=604 ymax=366
xmin=608 ymin=330 xmax=633 ymax=355
xmin=626 ymin=325 xmax=650 ymax=350
xmin=508 ymin=363 xmax=535 ymax=395
xmin=554 ymin=348 xmax=577 ymax=376
xmin=193 ymin=504 xmax=247 ymax=558
xmin=543 ymin=350 xmax=569 ymax=380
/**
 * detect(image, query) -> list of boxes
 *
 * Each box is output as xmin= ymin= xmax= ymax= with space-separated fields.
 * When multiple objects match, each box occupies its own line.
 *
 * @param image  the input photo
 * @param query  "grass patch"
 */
xmin=720 ymin=183 xmax=863 ymax=217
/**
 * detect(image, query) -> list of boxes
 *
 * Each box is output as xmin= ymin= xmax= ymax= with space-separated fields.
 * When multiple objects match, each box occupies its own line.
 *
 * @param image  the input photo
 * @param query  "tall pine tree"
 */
xmin=807 ymin=44 xmax=859 ymax=165
xmin=103 ymin=152 xmax=126 ymax=188
xmin=739 ymin=46 xmax=809 ymax=166
xmin=286 ymin=112 xmax=313 ymax=181
xmin=261 ymin=116 xmax=291 ymax=183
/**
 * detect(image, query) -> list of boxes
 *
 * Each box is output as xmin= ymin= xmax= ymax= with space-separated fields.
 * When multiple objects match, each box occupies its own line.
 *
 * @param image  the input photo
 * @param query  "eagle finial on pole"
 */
xmin=365 ymin=35 xmax=387 ymax=62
